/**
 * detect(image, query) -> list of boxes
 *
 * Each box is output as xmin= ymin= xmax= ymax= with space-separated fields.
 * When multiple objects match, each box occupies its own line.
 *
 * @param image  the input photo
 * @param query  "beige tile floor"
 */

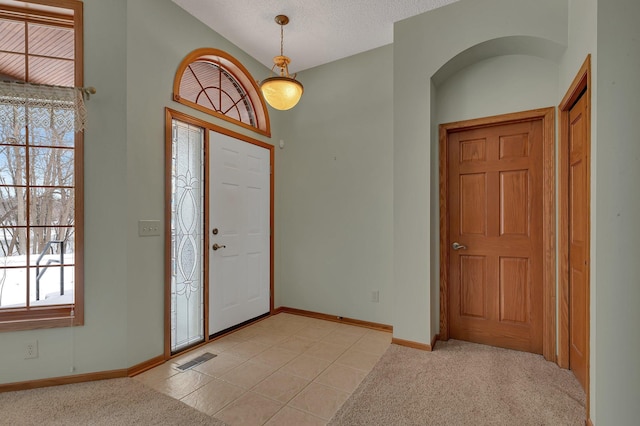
xmin=134 ymin=313 xmax=391 ymax=426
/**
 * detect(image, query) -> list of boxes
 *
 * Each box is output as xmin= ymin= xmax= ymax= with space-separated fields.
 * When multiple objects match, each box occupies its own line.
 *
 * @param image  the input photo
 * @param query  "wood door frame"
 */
xmin=439 ymin=107 xmax=556 ymax=362
xmin=558 ymin=55 xmax=591 ymax=418
xmin=164 ymin=108 xmax=275 ymax=359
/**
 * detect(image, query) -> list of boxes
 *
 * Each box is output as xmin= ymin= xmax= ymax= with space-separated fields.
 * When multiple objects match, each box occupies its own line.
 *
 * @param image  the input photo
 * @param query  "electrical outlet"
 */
xmin=138 ymin=220 xmax=161 ymax=237
xmin=371 ymin=290 xmax=380 ymax=303
xmin=24 ymin=340 xmax=38 ymax=359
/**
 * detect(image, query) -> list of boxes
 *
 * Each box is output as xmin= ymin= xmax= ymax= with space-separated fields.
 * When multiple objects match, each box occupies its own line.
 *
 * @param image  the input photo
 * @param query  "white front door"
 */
xmin=209 ymin=131 xmax=270 ymax=335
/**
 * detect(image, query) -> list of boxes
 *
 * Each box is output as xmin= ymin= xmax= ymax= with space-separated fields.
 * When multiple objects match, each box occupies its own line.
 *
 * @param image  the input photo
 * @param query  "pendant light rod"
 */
xmin=275 ymin=15 xmax=289 ymax=57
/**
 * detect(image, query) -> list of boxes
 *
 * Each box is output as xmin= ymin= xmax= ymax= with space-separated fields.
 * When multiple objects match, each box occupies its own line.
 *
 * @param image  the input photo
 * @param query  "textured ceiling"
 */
xmin=172 ymin=0 xmax=459 ymax=73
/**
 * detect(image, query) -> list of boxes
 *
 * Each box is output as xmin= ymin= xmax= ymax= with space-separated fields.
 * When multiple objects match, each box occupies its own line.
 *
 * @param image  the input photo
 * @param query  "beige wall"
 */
xmin=557 ymin=0 xmax=599 ymax=420
xmin=436 ymin=55 xmax=559 ymax=124
xmin=0 ymin=0 xmax=130 ymax=384
xmin=275 ymin=45 xmax=394 ymax=325
xmin=393 ymin=0 xmax=567 ymax=344
xmin=593 ymin=0 xmax=640 ymax=423
xmin=124 ymin=0 xmax=277 ymax=367
xmin=397 ymin=0 xmax=640 ymax=423
xmin=430 ymin=53 xmax=559 ymax=337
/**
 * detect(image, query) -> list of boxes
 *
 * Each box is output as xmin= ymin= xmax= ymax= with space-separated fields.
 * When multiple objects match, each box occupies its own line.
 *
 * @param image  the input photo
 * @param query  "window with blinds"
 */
xmin=173 ymin=48 xmax=270 ymax=137
xmin=0 ymin=0 xmax=84 ymax=331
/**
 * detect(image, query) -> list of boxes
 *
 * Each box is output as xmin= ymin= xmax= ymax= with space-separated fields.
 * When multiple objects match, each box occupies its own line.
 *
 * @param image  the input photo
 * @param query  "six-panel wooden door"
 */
xmin=448 ymin=120 xmax=544 ymax=354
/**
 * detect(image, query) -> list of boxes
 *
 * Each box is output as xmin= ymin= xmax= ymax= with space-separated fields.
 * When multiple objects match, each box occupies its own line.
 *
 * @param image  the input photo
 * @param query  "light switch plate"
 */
xmin=138 ymin=220 xmax=161 ymax=237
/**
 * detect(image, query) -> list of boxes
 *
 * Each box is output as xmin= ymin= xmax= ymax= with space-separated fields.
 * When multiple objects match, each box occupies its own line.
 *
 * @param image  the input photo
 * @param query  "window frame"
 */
xmin=0 ymin=0 xmax=84 ymax=331
xmin=173 ymin=48 xmax=271 ymax=137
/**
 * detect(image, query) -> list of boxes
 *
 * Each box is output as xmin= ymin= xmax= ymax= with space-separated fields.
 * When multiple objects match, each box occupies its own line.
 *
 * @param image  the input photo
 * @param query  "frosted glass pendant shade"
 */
xmin=260 ymin=77 xmax=304 ymax=110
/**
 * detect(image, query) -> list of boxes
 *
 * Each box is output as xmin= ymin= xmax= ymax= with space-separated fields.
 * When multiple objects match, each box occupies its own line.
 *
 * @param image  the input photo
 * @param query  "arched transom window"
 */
xmin=173 ymin=48 xmax=270 ymax=137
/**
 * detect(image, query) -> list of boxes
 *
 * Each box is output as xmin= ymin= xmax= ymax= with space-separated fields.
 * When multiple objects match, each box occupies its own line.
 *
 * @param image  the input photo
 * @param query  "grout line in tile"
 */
xmin=260 ymin=404 xmax=284 ymax=426
xmin=248 ymin=353 xmax=328 ymax=401
xmin=211 ymin=389 xmax=251 ymax=418
xmin=284 ymin=399 xmax=334 ymax=422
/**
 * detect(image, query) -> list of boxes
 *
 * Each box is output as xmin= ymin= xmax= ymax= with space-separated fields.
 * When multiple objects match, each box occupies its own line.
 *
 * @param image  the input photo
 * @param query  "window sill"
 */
xmin=0 ymin=307 xmax=83 ymax=332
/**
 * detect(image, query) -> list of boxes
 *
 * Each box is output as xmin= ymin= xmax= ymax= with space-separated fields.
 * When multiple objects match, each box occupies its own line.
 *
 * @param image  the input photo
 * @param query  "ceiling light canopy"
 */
xmin=260 ymin=15 xmax=303 ymax=111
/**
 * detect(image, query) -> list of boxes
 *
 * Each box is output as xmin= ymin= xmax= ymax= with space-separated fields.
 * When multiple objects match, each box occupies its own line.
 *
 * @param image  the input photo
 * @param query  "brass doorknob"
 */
xmin=213 ymin=243 xmax=226 ymax=251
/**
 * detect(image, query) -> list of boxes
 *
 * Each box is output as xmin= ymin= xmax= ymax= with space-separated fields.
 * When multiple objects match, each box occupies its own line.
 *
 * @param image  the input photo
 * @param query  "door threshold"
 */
xmin=209 ymin=312 xmax=270 ymax=340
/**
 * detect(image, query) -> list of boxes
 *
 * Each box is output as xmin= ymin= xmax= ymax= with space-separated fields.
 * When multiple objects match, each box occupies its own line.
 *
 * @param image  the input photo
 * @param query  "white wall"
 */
xmin=593 ymin=0 xmax=640 ymax=423
xmin=393 ymin=0 xmax=568 ymax=344
xmin=275 ymin=45 xmax=394 ymax=325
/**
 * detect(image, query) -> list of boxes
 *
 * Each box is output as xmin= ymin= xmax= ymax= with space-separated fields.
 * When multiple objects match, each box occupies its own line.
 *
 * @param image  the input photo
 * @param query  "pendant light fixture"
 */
xmin=260 ymin=15 xmax=304 ymax=111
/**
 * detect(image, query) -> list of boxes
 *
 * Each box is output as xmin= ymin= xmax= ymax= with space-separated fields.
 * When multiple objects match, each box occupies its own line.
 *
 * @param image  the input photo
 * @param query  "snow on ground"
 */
xmin=0 ymin=254 xmax=74 ymax=308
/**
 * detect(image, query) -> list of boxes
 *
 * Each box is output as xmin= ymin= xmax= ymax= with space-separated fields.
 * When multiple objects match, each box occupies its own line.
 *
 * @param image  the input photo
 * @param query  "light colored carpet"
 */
xmin=0 ymin=378 xmax=227 ymax=426
xmin=329 ymin=339 xmax=586 ymax=426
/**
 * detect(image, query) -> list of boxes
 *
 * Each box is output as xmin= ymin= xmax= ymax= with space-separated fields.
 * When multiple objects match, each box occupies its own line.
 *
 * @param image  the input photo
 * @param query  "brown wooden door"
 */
xmin=568 ymin=94 xmax=588 ymax=389
xmin=448 ymin=120 xmax=543 ymax=354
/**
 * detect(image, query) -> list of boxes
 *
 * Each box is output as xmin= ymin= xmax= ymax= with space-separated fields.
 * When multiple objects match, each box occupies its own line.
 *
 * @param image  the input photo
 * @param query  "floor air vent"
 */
xmin=176 ymin=352 xmax=217 ymax=371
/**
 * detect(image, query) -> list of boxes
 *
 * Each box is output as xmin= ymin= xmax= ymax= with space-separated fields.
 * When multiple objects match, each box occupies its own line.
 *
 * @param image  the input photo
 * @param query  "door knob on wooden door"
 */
xmin=452 ymin=242 xmax=467 ymax=250
xmin=212 ymin=243 xmax=226 ymax=251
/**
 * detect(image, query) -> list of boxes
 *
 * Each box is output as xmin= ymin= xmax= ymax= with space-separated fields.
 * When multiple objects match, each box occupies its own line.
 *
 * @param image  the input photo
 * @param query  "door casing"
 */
xmin=439 ymin=107 xmax=556 ymax=362
xmin=558 ymin=55 xmax=591 ymax=418
xmin=164 ymin=108 xmax=274 ymax=359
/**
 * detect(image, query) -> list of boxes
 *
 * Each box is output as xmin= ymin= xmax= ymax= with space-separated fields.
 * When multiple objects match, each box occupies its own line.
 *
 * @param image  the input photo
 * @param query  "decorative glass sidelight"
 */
xmin=170 ymin=120 xmax=205 ymax=353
